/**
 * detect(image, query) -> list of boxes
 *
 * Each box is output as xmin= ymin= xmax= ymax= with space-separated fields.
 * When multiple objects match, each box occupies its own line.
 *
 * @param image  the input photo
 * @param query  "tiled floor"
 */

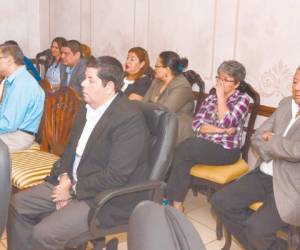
xmin=0 ymin=191 xmax=243 ymax=250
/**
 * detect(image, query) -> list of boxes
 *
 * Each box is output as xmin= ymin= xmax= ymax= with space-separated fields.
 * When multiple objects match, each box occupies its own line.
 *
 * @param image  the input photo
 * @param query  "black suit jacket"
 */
xmin=47 ymin=93 xmax=150 ymax=227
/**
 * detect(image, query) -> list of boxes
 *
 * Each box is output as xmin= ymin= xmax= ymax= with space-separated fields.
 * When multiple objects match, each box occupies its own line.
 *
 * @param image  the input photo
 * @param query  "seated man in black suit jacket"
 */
xmin=7 ymin=56 xmax=150 ymax=250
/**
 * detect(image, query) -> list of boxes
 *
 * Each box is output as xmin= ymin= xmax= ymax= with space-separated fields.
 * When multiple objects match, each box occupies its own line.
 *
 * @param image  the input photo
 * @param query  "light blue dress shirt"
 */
xmin=0 ymin=66 xmax=45 ymax=134
xmin=66 ymin=66 xmax=74 ymax=86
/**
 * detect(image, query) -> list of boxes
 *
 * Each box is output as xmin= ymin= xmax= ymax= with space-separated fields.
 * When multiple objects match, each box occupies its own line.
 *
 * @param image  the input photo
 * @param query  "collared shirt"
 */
xmin=45 ymin=62 xmax=61 ymax=85
xmin=66 ymin=66 xmax=74 ymax=86
xmin=192 ymin=90 xmax=250 ymax=149
xmin=0 ymin=66 xmax=45 ymax=134
xmin=260 ymin=99 xmax=299 ymax=176
xmin=72 ymin=93 xmax=118 ymax=183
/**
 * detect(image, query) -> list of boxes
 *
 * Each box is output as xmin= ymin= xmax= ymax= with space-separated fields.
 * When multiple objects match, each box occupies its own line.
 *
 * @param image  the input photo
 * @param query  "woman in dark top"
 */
xmin=122 ymin=47 xmax=152 ymax=100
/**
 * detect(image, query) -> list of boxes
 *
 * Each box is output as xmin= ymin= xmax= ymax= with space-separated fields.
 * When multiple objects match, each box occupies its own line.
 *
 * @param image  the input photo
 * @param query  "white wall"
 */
xmin=1 ymin=0 xmax=300 ymax=107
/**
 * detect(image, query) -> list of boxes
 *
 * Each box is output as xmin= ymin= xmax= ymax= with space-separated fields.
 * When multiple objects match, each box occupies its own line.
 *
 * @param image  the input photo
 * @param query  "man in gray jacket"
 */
xmin=60 ymin=40 xmax=86 ymax=93
xmin=211 ymin=66 xmax=300 ymax=250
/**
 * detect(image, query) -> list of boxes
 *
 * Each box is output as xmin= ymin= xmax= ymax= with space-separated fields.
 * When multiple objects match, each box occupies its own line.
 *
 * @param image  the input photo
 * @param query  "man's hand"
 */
xmin=51 ymin=174 xmax=72 ymax=207
xmin=56 ymin=200 xmax=71 ymax=210
xmin=262 ymin=131 xmax=274 ymax=141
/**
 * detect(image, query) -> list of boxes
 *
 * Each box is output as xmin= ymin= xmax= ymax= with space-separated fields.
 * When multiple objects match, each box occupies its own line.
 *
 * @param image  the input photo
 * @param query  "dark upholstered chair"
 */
xmin=0 ymin=139 xmax=11 ymax=236
xmin=65 ymin=101 xmax=178 ymax=250
xmin=126 ymin=201 xmax=205 ymax=250
xmin=189 ymin=82 xmax=260 ymax=239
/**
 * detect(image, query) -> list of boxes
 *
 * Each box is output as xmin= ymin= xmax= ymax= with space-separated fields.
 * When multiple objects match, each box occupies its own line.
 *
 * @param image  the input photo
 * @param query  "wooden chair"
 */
xmin=223 ymin=202 xmax=300 ymax=250
xmin=11 ymin=87 xmax=81 ymax=191
xmin=35 ymin=49 xmax=52 ymax=76
xmin=30 ymin=58 xmax=48 ymax=79
xmin=183 ymin=70 xmax=205 ymax=115
xmin=189 ymin=82 xmax=260 ymax=239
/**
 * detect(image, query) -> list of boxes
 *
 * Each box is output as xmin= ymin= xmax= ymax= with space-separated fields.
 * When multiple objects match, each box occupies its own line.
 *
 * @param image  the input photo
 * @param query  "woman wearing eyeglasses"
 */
xmin=121 ymin=47 xmax=153 ymax=100
xmin=144 ymin=51 xmax=194 ymax=144
xmin=167 ymin=60 xmax=250 ymax=212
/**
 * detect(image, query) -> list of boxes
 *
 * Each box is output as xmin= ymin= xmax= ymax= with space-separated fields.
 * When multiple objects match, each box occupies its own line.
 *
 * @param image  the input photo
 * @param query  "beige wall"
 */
xmin=1 ymin=0 xmax=300 ymax=107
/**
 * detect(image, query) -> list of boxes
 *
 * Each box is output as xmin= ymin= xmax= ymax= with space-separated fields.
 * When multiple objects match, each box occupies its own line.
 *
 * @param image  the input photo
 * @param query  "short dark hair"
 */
xmin=63 ymin=40 xmax=82 ymax=56
xmin=87 ymin=56 xmax=124 ymax=91
xmin=4 ymin=40 xmax=19 ymax=46
xmin=0 ymin=44 xmax=24 ymax=65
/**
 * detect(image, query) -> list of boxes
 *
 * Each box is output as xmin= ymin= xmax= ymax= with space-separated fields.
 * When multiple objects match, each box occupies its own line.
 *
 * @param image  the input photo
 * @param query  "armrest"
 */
xmin=89 ymin=180 xmax=166 ymax=235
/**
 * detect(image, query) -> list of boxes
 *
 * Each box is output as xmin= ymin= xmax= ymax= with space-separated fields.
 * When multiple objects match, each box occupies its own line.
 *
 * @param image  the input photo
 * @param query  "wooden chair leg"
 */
xmin=106 ymin=238 xmax=119 ymax=250
xmin=191 ymin=185 xmax=198 ymax=196
xmin=216 ymin=215 xmax=223 ymax=240
xmin=92 ymin=237 xmax=106 ymax=250
xmin=222 ymin=227 xmax=232 ymax=250
xmin=288 ymin=226 xmax=300 ymax=250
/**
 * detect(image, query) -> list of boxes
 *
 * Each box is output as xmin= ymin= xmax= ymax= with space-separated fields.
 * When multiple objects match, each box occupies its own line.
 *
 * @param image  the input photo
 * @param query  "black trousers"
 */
xmin=167 ymin=137 xmax=240 ymax=202
xmin=211 ymin=168 xmax=288 ymax=250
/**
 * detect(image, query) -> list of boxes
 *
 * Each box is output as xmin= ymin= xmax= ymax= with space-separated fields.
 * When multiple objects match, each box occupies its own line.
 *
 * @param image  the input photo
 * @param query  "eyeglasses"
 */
xmin=215 ymin=76 xmax=235 ymax=83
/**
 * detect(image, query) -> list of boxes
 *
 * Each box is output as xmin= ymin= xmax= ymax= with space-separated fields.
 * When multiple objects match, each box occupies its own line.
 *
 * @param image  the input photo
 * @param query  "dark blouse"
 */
xmin=123 ymin=75 xmax=152 ymax=97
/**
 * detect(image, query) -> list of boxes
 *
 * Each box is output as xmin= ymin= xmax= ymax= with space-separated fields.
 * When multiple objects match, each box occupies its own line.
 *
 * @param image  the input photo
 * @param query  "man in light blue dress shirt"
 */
xmin=0 ymin=43 xmax=45 ymax=152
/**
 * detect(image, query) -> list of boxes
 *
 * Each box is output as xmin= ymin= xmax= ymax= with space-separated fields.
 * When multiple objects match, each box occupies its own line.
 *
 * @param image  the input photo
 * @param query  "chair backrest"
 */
xmin=194 ymin=81 xmax=260 ymax=161
xmin=183 ymin=70 xmax=205 ymax=93
xmin=134 ymin=101 xmax=178 ymax=181
xmin=0 ymin=139 xmax=11 ymax=236
xmin=240 ymin=82 xmax=260 ymax=161
xmin=35 ymin=49 xmax=52 ymax=75
xmin=39 ymin=87 xmax=82 ymax=155
xmin=128 ymin=201 xmax=205 ymax=250
xmin=183 ymin=70 xmax=206 ymax=116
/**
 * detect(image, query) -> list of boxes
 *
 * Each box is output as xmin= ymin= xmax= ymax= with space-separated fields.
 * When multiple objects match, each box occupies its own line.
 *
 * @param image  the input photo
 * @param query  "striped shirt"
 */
xmin=192 ymin=90 xmax=250 ymax=149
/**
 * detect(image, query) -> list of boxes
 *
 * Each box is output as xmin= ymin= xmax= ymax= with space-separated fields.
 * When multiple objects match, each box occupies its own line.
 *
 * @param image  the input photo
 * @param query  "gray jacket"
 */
xmin=251 ymin=96 xmax=300 ymax=226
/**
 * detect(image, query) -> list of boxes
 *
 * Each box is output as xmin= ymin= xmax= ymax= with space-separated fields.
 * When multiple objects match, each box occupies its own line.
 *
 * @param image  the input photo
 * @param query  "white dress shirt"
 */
xmin=260 ymin=99 xmax=299 ymax=176
xmin=72 ymin=94 xmax=118 ymax=183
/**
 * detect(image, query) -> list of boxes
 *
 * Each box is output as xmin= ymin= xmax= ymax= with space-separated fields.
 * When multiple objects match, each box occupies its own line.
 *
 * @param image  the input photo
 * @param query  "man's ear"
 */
xmin=105 ymin=81 xmax=116 ymax=94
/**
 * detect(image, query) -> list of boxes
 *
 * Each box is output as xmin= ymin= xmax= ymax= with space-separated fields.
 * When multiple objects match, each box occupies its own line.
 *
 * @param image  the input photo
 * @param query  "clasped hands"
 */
xmin=261 ymin=131 xmax=274 ymax=141
xmin=51 ymin=174 xmax=73 ymax=210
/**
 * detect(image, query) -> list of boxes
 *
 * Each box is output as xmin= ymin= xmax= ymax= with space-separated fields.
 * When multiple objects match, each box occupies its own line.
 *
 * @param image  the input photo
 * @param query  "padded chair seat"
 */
xmin=21 ymin=142 xmax=41 ymax=152
xmin=11 ymin=150 xmax=59 ymax=189
xmin=190 ymin=158 xmax=249 ymax=184
xmin=249 ymin=202 xmax=287 ymax=240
